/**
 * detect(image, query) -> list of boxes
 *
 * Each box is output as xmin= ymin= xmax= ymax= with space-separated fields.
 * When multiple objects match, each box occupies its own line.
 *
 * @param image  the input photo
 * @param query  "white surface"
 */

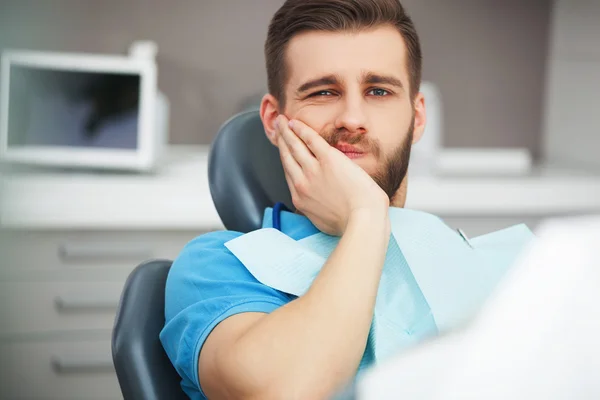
xmin=405 ymin=169 xmax=600 ymax=216
xmin=406 ymin=161 xmax=600 ymax=216
xmin=358 ymin=215 xmax=600 ymax=400
xmin=1 ymin=146 xmax=600 ymax=229
xmin=0 ymin=146 xmax=221 ymax=229
xmin=436 ymin=148 xmax=532 ymax=176
xmin=0 ymin=48 xmax=169 ymax=172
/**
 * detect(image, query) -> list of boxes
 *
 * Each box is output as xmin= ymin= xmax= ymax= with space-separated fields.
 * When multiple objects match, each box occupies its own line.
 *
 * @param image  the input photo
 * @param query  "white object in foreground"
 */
xmin=357 ymin=214 xmax=600 ymax=400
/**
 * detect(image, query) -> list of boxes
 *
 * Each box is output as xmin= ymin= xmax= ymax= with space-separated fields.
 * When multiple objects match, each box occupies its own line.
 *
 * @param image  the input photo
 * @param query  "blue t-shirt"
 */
xmin=160 ymin=208 xmax=319 ymax=399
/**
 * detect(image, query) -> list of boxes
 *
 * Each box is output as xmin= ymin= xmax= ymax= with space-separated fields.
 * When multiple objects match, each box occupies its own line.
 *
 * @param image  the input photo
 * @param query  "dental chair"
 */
xmin=111 ymin=110 xmax=292 ymax=399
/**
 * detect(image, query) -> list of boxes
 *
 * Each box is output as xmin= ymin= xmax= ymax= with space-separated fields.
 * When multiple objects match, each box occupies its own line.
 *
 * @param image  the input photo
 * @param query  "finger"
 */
xmin=282 ymin=168 xmax=299 ymax=207
xmin=277 ymin=116 xmax=319 ymax=170
xmin=288 ymin=119 xmax=331 ymax=160
xmin=273 ymin=114 xmax=288 ymax=137
xmin=277 ymin=132 xmax=303 ymax=184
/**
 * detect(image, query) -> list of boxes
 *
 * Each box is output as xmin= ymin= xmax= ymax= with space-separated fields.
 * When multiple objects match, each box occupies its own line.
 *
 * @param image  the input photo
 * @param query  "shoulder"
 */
xmin=182 ymin=230 xmax=244 ymax=254
xmin=171 ymin=230 xmax=245 ymax=272
xmin=165 ymin=230 xmax=246 ymax=293
xmin=164 ymin=230 xmax=289 ymax=318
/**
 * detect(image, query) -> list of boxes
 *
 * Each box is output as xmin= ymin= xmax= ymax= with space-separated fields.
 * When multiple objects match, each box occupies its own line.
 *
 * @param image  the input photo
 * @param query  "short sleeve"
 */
xmin=159 ymin=231 xmax=290 ymax=398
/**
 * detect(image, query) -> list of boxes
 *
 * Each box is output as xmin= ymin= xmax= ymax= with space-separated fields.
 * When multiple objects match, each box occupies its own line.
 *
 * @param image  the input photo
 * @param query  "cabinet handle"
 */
xmin=58 ymin=243 xmax=152 ymax=261
xmin=51 ymin=355 xmax=114 ymax=374
xmin=54 ymin=296 xmax=119 ymax=313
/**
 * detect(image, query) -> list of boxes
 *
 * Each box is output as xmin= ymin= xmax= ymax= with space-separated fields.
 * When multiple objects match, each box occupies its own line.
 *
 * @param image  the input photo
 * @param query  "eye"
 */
xmin=367 ymin=88 xmax=391 ymax=96
xmin=308 ymin=90 xmax=335 ymax=97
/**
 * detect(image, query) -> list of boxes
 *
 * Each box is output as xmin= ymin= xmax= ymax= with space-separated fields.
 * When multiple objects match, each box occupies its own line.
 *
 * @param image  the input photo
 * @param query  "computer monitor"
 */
xmin=0 ymin=49 xmax=169 ymax=171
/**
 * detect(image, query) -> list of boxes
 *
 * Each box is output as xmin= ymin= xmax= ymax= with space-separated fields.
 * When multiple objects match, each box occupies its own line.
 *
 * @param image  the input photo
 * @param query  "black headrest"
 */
xmin=208 ymin=110 xmax=292 ymax=233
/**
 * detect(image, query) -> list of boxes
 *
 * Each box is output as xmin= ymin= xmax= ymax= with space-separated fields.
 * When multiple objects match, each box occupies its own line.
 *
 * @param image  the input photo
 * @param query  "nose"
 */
xmin=334 ymin=93 xmax=367 ymax=135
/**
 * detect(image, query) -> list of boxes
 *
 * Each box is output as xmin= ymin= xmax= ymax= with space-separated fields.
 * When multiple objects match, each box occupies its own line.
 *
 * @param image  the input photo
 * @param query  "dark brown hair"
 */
xmin=265 ymin=0 xmax=422 ymax=109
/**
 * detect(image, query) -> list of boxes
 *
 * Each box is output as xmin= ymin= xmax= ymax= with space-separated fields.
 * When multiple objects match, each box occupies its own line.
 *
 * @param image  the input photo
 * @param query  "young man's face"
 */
xmin=262 ymin=24 xmax=426 ymax=201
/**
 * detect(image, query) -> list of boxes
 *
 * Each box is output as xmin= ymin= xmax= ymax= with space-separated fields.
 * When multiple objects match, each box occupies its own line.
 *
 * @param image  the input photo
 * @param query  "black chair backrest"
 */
xmin=112 ymin=111 xmax=291 ymax=399
xmin=112 ymin=260 xmax=188 ymax=400
xmin=209 ymin=110 xmax=292 ymax=233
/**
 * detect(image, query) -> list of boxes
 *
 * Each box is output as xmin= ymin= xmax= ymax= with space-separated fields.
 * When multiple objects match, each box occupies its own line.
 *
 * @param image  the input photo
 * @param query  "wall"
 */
xmin=543 ymin=0 xmax=600 ymax=171
xmin=0 ymin=0 xmax=551 ymax=156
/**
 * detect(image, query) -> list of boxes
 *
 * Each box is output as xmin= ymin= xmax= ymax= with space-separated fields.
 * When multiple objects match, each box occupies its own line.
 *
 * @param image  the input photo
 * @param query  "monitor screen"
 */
xmin=7 ymin=65 xmax=140 ymax=150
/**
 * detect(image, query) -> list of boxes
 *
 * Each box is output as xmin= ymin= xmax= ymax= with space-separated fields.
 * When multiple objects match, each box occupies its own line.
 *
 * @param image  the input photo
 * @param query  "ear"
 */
xmin=411 ymin=92 xmax=427 ymax=144
xmin=260 ymin=93 xmax=281 ymax=147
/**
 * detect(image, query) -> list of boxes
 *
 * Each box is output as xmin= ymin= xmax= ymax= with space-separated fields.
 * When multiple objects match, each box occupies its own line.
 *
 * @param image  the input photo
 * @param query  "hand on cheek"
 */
xmin=274 ymin=115 xmax=389 ymax=236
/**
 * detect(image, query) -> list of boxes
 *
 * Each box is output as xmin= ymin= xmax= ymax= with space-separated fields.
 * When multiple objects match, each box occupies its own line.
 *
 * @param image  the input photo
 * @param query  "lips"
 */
xmin=334 ymin=143 xmax=365 ymax=159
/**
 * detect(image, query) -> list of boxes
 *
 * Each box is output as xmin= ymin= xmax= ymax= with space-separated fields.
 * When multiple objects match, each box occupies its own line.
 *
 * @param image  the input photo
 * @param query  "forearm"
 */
xmin=220 ymin=209 xmax=390 ymax=399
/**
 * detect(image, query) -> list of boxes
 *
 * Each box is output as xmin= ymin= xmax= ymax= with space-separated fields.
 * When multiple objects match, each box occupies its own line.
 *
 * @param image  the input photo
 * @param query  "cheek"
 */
xmin=370 ymin=108 xmax=412 ymax=148
xmin=370 ymin=125 xmax=401 ymax=151
xmin=288 ymin=104 xmax=338 ymax=136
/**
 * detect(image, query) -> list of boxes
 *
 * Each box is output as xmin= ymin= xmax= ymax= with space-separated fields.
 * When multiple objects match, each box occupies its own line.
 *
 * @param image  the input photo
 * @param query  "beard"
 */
xmin=320 ymin=116 xmax=415 ymax=201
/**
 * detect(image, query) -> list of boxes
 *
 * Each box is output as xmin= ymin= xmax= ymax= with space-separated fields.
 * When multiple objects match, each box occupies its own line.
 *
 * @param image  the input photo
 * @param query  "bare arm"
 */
xmin=200 ymin=208 xmax=389 ymax=399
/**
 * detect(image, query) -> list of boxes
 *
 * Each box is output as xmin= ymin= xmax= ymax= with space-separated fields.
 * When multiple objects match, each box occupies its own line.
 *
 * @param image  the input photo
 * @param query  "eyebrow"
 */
xmin=296 ymin=75 xmax=341 ymax=95
xmin=362 ymin=72 xmax=404 ymax=90
xmin=295 ymin=72 xmax=405 ymax=96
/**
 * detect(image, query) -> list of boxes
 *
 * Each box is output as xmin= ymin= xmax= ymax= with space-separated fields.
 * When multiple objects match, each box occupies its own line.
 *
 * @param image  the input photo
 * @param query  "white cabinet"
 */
xmin=0 ymin=281 xmax=124 ymax=336
xmin=0 ymin=229 xmax=206 ymax=400
xmin=0 ymin=338 xmax=121 ymax=399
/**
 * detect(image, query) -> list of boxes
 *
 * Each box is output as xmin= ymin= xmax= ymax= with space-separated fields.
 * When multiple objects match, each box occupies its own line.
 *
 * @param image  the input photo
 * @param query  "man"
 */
xmin=161 ymin=0 xmax=427 ymax=399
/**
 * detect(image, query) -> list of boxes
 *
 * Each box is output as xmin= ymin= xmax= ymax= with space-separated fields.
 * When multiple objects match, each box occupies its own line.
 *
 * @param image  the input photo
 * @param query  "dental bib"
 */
xmin=225 ymin=208 xmax=535 ymax=370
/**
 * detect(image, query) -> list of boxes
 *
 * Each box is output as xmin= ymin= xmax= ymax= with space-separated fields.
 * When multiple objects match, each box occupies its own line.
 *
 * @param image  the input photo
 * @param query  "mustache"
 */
xmin=319 ymin=126 xmax=382 ymax=158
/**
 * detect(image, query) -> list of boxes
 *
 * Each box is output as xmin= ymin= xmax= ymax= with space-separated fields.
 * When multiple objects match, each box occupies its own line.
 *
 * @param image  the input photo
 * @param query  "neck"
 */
xmin=390 ymin=176 xmax=408 ymax=208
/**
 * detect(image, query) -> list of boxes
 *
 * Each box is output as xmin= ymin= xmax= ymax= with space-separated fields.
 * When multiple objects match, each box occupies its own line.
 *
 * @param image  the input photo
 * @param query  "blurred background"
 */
xmin=0 ymin=1 xmax=598 ymax=399
xmin=0 ymin=0 xmax=555 ymax=152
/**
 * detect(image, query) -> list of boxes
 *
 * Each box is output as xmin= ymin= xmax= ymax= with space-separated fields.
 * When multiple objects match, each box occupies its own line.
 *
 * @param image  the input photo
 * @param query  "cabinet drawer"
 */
xmin=0 ymin=339 xmax=121 ymax=399
xmin=0 ymin=230 xmax=198 ymax=274
xmin=0 ymin=281 xmax=125 ymax=336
